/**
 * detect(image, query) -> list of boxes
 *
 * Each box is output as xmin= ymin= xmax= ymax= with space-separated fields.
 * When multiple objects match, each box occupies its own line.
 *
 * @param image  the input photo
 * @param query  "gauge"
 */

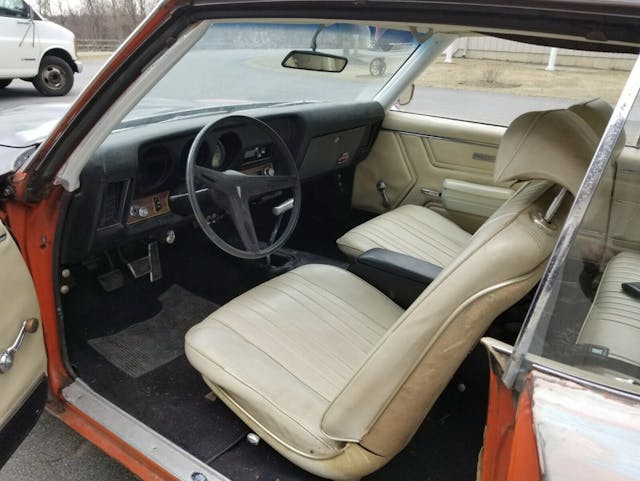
xmin=136 ymin=145 xmax=172 ymax=195
xmin=211 ymin=140 xmax=226 ymax=169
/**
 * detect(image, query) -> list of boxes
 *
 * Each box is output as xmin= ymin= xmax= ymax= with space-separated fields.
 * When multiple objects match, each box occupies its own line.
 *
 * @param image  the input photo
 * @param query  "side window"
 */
xmin=0 ymin=0 xmax=30 ymax=19
xmin=396 ymin=36 xmax=639 ymax=146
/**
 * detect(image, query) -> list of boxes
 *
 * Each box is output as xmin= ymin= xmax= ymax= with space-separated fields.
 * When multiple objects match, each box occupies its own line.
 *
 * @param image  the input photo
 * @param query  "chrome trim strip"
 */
xmin=503 ymin=53 xmax=640 ymax=389
xmin=530 ymin=362 xmax=640 ymax=403
xmin=62 ymin=379 xmax=231 ymax=481
xmin=383 ymin=129 xmax=500 ymax=149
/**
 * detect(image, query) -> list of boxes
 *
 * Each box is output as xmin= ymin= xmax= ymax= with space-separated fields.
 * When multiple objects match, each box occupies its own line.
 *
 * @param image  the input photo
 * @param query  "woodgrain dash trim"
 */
xmin=127 ymin=191 xmax=170 ymax=225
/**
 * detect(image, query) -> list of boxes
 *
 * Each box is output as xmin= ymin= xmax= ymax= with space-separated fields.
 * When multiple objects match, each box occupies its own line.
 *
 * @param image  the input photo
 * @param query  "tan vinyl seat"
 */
xmin=577 ymin=251 xmax=640 ymax=370
xmin=336 ymin=204 xmax=471 ymax=265
xmin=336 ymin=201 xmax=471 ymax=267
xmin=185 ymin=109 xmax=599 ymax=481
xmin=336 ymin=99 xmax=615 ymax=266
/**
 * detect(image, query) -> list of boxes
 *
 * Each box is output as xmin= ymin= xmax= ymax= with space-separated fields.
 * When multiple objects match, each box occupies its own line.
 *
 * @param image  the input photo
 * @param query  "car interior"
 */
xmin=51 ymin=20 xmax=640 ymax=481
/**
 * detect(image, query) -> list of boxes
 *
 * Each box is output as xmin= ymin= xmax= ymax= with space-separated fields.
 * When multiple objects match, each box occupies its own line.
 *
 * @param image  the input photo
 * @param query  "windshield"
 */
xmin=121 ymin=22 xmax=420 ymax=126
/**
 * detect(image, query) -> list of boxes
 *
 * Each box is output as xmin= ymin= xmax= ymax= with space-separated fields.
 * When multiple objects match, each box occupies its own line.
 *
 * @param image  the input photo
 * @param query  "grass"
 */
xmin=413 ymin=57 xmax=629 ymax=104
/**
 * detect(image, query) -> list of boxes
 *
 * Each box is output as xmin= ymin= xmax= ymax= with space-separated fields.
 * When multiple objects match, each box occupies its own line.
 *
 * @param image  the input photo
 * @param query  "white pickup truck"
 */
xmin=0 ymin=0 xmax=82 ymax=96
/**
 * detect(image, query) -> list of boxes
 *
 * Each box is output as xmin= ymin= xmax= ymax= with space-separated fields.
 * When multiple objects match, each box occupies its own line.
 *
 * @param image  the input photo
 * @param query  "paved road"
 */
xmin=0 ymin=57 xmax=105 ymax=110
xmin=0 ymin=52 xmax=638 ymax=481
xmin=0 ymin=412 xmax=138 ymax=481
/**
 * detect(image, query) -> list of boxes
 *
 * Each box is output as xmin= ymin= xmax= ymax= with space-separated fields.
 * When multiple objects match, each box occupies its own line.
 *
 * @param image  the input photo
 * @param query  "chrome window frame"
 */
xmin=503 ymin=54 xmax=640 ymax=391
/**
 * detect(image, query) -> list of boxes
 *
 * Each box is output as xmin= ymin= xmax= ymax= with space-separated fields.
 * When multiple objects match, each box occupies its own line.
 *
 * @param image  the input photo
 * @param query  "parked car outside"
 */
xmin=0 ymin=0 xmax=81 ymax=96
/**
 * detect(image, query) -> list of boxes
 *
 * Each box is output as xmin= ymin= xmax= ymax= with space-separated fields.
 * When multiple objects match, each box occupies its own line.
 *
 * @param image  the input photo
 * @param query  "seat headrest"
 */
xmin=569 ymin=98 xmax=626 ymax=156
xmin=569 ymin=98 xmax=613 ymax=135
xmin=493 ymin=109 xmax=599 ymax=195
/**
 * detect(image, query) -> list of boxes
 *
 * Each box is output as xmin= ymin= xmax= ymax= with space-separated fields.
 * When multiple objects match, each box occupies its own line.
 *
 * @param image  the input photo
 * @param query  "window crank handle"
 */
xmin=376 ymin=180 xmax=391 ymax=209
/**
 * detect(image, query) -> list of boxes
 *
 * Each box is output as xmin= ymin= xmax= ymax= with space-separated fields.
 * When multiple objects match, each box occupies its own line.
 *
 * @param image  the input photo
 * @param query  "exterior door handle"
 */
xmin=0 ymin=318 xmax=39 ymax=374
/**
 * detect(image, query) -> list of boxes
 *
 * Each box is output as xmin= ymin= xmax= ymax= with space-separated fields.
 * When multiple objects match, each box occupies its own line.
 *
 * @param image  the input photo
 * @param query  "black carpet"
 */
xmin=63 ymin=229 xmax=259 ymax=460
xmin=63 ymin=227 xmax=491 ymax=481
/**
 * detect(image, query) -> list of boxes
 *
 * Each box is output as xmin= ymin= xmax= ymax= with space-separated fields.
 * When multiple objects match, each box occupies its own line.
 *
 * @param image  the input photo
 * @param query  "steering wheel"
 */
xmin=186 ymin=115 xmax=301 ymax=260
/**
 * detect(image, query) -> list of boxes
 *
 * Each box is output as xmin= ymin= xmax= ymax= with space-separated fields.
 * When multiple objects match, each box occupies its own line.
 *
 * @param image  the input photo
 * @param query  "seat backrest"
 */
xmin=568 ymin=99 xmax=626 ymax=264
xmin=320 ymin=109 xmax=601 ymax=457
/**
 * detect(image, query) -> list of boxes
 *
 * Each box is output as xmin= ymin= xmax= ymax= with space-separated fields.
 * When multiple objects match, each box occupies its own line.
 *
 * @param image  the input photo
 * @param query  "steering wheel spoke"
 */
xmin=226 ymin=194 xmax=260 ymax=251
xmin=195 ymin=165 xmax=222 ymax=187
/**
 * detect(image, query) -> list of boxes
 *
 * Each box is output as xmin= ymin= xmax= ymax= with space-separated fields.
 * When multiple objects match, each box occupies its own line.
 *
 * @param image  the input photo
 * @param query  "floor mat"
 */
xmin=88 ymin=285 xmax=217 ymax=377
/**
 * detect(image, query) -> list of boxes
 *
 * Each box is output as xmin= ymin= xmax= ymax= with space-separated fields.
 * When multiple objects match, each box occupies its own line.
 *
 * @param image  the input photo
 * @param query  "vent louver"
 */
xmin=99 ymin=181 xmax=127 ymax=227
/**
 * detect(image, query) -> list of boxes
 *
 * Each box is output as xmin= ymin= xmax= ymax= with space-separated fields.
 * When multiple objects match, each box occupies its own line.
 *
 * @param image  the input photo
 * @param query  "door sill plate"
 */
xmin=62 ymin=379 xmax=230 ymax=481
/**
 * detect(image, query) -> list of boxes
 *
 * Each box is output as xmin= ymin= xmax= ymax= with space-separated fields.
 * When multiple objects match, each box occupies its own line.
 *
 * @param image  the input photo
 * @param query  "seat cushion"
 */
xmin=578 ymin=251 xmax=640 ymax=368
xmin=185 ymin=264 xmax=403 ymax=458
xmin=336 ymin=204 xmax=472 ymax=267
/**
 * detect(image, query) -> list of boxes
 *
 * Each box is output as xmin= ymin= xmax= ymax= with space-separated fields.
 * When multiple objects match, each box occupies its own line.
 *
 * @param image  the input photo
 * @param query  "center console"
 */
xmin=349 ymin=248 xmax=442 ymax=308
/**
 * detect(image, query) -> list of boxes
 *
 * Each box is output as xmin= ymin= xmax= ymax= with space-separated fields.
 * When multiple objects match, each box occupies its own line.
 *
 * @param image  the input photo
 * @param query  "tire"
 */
xmin=369 ymin=57 xmax=387 ymax=77
xmin=0 ymin=79 xmax=12 ymax=89
xmin=32 ymin=56 xmax=74 ymax=96
xmin=377 ymin=38 xmax=392 ymax=51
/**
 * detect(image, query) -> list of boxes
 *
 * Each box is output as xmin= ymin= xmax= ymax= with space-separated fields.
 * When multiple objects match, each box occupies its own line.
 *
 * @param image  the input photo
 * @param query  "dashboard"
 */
xmin=60 ymin=101 xmax=385 ymax=263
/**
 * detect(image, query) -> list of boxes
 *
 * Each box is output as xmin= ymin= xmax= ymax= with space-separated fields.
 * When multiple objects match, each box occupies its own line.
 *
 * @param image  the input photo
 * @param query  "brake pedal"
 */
xmin=119 ymin=241 xmax=163 ymax=282
xmin=97 ymin=269 xmax=125 ymax=292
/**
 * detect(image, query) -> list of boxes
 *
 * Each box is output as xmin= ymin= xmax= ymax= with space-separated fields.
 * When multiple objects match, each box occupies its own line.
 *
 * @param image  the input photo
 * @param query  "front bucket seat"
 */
xmin=336 ymin=99 xmax=615 ymax=267
xmin=185 ymin=109 xmax=599 ymax=480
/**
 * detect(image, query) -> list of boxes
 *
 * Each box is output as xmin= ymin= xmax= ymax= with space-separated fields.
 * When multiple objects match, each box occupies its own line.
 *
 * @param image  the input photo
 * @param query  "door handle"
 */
xmin=421 ymin=187 xmax=441 ymax=198
xmin=0 ymin=318 xmax=39 ymax=374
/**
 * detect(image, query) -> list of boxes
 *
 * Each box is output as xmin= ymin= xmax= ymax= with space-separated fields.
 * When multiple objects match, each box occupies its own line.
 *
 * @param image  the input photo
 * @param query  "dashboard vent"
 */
xmin=99 ymin=181 xmax=127 ymax=227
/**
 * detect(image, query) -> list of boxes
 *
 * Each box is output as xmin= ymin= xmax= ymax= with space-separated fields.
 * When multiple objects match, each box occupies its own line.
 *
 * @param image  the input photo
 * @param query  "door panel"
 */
xmin=353 ymin=111 xmax=515 ymax=232
xmin=0 ymin=219 xmax=46 ymax=467
xmin=441 ymin=179 xmax=512 ymax=218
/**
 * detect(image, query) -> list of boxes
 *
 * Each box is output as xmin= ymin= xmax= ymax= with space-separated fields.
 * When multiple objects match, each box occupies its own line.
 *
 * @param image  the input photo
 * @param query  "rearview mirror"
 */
xmin=282 ymin=50 xmax=348 ymax=73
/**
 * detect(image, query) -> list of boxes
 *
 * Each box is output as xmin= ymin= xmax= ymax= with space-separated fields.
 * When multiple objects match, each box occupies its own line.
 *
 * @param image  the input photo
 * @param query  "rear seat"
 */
xmin=577 ymin=251 xmax=640 ymax=373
